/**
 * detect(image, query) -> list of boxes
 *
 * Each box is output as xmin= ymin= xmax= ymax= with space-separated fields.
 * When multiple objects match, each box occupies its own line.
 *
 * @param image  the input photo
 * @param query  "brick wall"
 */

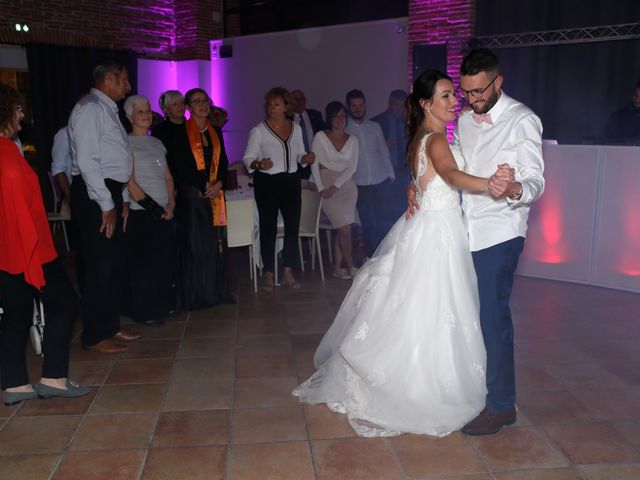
xmin=0 ymin=0 xmax=222 ymax=60
xmin=408 ymin=0 xmax=476 ymax=87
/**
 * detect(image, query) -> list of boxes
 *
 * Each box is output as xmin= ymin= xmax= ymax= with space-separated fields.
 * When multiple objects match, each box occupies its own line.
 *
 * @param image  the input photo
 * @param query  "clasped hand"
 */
xmin=204 ymin=181 xmax=223 ymax=199
xmin=488 ymin=164 xmax=515 ymax=197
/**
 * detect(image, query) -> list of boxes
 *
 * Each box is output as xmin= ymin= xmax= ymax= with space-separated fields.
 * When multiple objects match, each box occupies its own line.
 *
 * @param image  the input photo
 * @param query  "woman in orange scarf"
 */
xmin=154 ymin=88 xmax=233 ymax=310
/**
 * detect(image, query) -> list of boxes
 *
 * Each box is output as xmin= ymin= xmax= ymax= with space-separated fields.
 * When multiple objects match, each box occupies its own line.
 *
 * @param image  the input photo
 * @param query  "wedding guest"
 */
xmin=68 ymin=57 xmax=142 ymax=354
xmin=158 ymin=88 xmax=233 ymax=310
xmin=0 ymin=83 xmax=89 ymax=405
xmin=372 ymin=89 xmax=410 ymax=217
xmin=310 ymin=101 xmax=359 ymax=279
xmin=123 ymin=95 xmax=176 ymax=325
xmin=291 ymin=89 xmax=324 ymax=179
xmin=243 ymin=87 xmax=316 ymax=291
xmin=152 ymin=90 xmax=186 ymax=150
xmin=345 ymin=89 xmax=395 ymax=258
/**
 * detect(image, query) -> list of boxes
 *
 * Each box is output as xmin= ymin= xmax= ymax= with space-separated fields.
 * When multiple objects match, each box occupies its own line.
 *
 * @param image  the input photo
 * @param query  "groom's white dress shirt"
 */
xmin=454 ymin=91 xmax=545 ymax=252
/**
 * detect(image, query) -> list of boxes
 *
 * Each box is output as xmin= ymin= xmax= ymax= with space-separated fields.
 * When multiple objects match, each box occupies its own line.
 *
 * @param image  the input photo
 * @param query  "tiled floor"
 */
xmin=1 ymin=252 xmax=640 ymax=479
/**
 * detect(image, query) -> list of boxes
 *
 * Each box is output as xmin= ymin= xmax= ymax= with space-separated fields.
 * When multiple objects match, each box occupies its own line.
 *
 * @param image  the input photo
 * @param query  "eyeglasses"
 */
xmin=190 ymin=98 xmax=211 ymax=106
xmin=457 ymin=75 xmax=498 ymax=99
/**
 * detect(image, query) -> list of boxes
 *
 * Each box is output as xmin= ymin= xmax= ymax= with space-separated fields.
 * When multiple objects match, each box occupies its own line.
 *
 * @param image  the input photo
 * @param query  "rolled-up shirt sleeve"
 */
xmin=508 ymin=114 xmax=545 ymax=206
xmin=70 ymin=103 xmax=115 ymax=211
xmin=51 ymin=128 xmax=71 ymax=181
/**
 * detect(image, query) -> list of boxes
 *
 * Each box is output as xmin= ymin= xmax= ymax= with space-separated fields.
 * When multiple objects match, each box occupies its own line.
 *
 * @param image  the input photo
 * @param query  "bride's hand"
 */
xmin=406 ymin=183 xmax=420 ymax=219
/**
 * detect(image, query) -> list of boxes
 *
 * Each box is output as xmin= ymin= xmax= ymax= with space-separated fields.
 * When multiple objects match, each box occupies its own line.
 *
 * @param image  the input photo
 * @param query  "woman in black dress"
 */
xmin=155 ymin=88 xmax=233 ymax=310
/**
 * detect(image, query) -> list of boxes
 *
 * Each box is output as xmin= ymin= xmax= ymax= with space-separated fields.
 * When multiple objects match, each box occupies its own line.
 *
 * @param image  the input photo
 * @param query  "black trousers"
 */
xmin=253 ymin=171 xmax=301 ymax=273
xmin=71 ymin=176 xmax=125 ymax=347
xmin=0 ymin=260 xmax=76 ymax=389
xmin=356 ymin=179 xmax=393 ymax=257
xmin=124 ymin=209 xmax=176 ymax=322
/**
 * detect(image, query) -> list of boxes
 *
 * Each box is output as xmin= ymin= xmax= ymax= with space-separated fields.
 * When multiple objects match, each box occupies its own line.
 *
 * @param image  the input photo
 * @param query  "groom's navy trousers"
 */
xmin=472 ymin=236 xmax=525 ymax=414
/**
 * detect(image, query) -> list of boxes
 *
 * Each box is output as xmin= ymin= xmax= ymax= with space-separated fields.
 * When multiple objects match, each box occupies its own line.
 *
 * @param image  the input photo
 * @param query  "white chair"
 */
xmin=319 ymin=214 xmax=335 ymax=264
xmin=274 ymin=189 xmax=324 ymax=285
xmin=46 ymin=172 xmax=71 ymax=252
xmin=226 ymin=198 xmax=258 ymax=292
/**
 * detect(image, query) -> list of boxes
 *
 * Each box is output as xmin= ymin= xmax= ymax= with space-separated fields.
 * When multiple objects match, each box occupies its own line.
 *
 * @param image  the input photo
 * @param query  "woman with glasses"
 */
xmin=0 ymin=83 xmax=89 ymax=405
xmin=156 ymin=87 xmax=233 ymax=310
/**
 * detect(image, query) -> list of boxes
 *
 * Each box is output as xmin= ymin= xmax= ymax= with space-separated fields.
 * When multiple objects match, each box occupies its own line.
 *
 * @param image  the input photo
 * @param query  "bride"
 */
xmin=293 ymin=69 xmax=514 ymax=437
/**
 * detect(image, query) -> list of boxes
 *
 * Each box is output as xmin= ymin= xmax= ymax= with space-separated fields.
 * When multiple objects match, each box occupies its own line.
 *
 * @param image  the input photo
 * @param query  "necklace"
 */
xmin=199 ymin=126 xmax=208 ymax=133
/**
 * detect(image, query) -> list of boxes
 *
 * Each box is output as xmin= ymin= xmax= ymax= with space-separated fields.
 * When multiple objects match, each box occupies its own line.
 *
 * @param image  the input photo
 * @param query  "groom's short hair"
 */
xmin=461 ymin=48 xmax=500 ymax=76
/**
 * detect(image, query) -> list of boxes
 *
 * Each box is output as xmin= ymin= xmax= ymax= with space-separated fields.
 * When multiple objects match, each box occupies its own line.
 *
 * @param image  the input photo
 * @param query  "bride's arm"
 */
xmin=427 ymin=133 xmax=488 ymax=193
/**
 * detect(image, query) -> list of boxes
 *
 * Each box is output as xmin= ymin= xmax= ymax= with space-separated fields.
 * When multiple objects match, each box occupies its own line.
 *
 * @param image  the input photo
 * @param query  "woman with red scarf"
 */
xmin=0 ymin=83 xmax=89 ymax=405
xmin=155 ymin=88 xmax=233 ymax=310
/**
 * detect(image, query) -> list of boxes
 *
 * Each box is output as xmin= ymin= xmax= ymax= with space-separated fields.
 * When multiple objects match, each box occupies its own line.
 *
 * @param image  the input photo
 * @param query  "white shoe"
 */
xmin=332 ymin=268 xmax=352 ymax=280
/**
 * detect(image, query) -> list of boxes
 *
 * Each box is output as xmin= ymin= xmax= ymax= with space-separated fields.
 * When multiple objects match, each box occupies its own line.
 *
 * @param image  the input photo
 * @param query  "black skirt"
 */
xmin=174 ymin=182 xmax=234 ymax=310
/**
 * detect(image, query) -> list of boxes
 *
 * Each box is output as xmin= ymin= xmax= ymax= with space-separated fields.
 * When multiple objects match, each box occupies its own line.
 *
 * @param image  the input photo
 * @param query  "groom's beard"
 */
xmin=470 ymin=90 xmax=500 ymax=114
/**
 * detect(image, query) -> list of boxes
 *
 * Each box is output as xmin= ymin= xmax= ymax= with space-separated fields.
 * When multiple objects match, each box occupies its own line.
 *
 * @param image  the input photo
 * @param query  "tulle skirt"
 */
xmin=294 ymin=206 xmax=487 ymax=437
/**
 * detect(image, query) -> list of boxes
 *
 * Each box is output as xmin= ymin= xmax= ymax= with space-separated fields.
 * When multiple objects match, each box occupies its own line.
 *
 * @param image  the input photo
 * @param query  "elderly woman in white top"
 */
xmin=243 ymin=87 xmax=315 ymax=291
xmin=123 ymin=94 xmax=176 ymax=326
xmin=310 ymin=101 xmax=359 ymax=279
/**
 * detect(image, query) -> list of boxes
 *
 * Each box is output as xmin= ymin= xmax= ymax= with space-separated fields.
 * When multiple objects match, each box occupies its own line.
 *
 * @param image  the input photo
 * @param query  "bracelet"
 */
xmin=508 ymin=184 xmax=523 ymax=201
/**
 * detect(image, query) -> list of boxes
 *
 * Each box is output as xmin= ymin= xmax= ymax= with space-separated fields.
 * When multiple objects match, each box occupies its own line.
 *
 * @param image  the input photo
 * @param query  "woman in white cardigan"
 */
xmin=311 ymin=101 xmax=359 ymax=280
xmin=243 ymin=87 xmax=315 ymax=291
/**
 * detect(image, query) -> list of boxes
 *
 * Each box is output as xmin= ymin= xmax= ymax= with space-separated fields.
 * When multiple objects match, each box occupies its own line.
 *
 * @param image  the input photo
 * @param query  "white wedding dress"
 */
xmin=293 ymin=133 xmax=487 ymax=437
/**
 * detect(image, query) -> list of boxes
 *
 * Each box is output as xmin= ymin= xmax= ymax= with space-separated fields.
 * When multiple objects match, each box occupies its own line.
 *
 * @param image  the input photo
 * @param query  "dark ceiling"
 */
xmin=224 ymin=0 xmax=408 ymax=36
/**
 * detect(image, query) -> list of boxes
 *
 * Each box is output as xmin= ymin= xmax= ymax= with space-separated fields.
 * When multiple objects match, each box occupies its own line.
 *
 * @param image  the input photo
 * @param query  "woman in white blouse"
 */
xmin=310 ymin=102 xmax=359 ymax=279
xmin=243 ymin=87 xmax=315 ymax=291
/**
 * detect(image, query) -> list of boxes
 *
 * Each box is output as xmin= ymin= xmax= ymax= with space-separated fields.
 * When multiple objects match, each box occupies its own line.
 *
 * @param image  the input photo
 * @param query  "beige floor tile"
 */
xmin=611 ymin=419 xmax=640 ymax=445
xmin=470 ymin=426 xmax=568 ymax=471
xmin=313 ymin=437 xmax=403 ymax=480
xmin=571 ymin=387 xmax=640 ymax=420
xmin=152 ymin=410 xmax=229 ymax=447
xmin=232 ymin=406 xmax=306 ymax=443
xmin=0 ymin=416 xmax=82 ymax=455
xmin=493 ymin=467 xmax=581 ymax=479
xmin=163 ymin=380 xmax=232 ymax=411
xmin=235 ymin=335 xmax=292 ymax=356
xmin=544 ymin=422 xmax=640 ymax=465
xmin=70 ymin=413 xmax=156 ymax=450
xmin=53 ymin=449 xmax=145 ymax=480
xmin=89 ymin=384 xmax=166 ymax=413
xmin=142 ymin=446 xmax=226 ymax=480
xmin=176 ymin=337 xmax=234 ymax=358
xmin=0 ymin=454 xmax=60 ymax=480
xmin=234 ymin=377 xmax=300 ymax=408
xmin=119 ymin=339 xmax=180 ymax=359
xmin=184 ymin=318 xmax=236 ymax=338
xmin=136 ymin=321 xmax=186 ymax=340
xmin=577 ymin=463 xmax=640 ymax=480
xmin=106 ymin=359 xmax=173 ymax=384
xmin=230 ymin=442 xmax=314 ymax=480
xmin=517 ymin=390 xmax=594 ymax=425
xmin=67 ymin=361 xmax=114 ymax=385
xmin=236 ymin=354 xmax=295 ymax=379
xmin=171 ymin=356 xmax=234 ymax=382
xmin=391 ymin=432 xmax=487 ymax=477
xmin=305 ymin=404 xmax=358 ymax=439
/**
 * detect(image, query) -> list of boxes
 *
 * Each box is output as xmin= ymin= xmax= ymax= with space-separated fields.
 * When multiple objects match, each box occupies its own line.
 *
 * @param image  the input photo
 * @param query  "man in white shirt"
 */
xmin=291 ymin=89 xmax=324 ymax=180
xmin=69 ymin=57 xmax=142 ymax=354
xmin=408 ymin=48 xmax=545 ymax=435
xmin=51 ymin=126 xmax=72 ymax=208
xmin=345 ymin=89 xmax=395 ymax=257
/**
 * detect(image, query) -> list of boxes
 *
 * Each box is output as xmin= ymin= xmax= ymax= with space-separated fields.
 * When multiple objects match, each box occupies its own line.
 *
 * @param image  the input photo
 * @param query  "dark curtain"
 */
xmin=475 ymin=0 xmax=640 ymax=144
xmin=25 ymin=44 xmax=137 ymax=208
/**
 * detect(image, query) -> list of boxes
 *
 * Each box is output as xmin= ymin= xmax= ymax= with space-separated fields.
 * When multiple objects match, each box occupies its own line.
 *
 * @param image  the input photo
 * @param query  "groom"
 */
xmin=408 ymin=48 xmax=545 ymax=434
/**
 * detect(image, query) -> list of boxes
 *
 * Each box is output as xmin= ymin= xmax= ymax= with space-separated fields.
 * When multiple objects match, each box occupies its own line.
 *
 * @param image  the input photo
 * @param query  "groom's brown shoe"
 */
xmin=461 ymin=407 xmax=516 ymax=435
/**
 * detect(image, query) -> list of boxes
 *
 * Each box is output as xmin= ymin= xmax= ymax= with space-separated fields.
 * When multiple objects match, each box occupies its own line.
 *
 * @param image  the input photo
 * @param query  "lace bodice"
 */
xmin=412 ymin=133 xmax=461 ymax=213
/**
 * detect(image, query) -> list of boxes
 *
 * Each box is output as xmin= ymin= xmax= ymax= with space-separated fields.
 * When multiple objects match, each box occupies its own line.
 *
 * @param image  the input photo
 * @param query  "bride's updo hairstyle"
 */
xmin=405 ymin=69 xmax=451 ymax=177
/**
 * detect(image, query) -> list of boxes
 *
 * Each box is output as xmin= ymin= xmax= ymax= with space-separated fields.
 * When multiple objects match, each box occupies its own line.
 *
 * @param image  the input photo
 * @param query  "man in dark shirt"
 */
xmin=603 ymin=80 xmax=640 ymax=143
xmin=291 ymin=89 xmax=324 ymax=179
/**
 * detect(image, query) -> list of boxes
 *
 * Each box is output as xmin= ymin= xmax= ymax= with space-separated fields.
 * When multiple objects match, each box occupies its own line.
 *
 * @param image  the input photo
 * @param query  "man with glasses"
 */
xmin=408 ymin=48 xmax=545 ymax=435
